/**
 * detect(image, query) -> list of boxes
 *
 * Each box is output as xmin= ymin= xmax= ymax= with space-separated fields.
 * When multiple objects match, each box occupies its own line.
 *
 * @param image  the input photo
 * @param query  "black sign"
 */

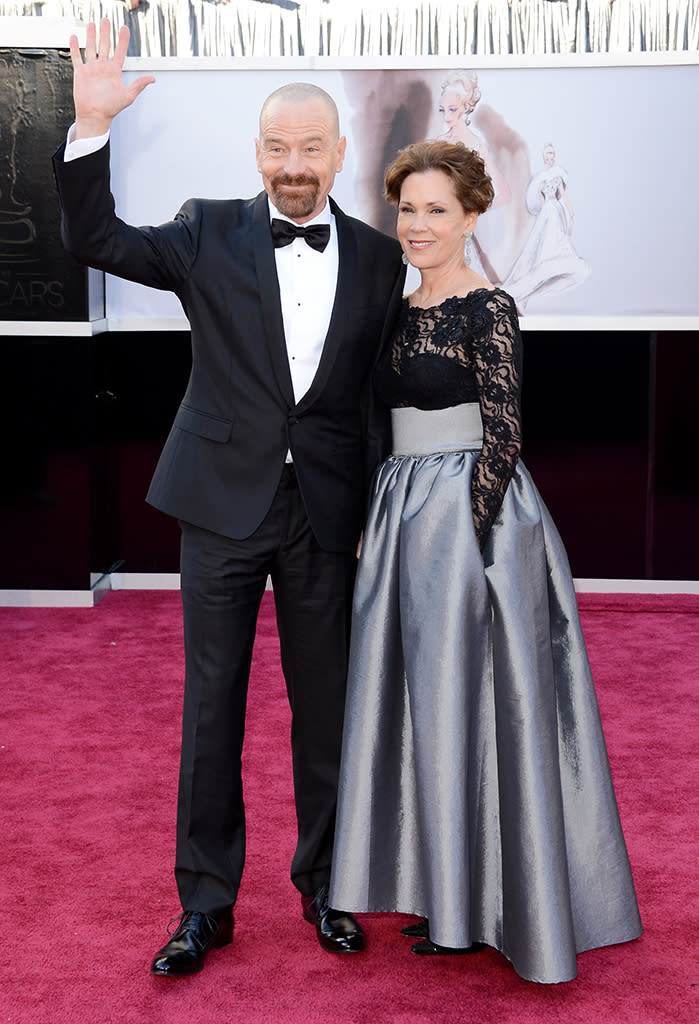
xmin=0 ymin=46 xmax=103 ymax=321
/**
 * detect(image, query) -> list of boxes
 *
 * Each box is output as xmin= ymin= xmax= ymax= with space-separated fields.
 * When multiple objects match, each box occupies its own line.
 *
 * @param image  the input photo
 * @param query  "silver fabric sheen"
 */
xmin=330 ymin=403 xmax=641 ymax=984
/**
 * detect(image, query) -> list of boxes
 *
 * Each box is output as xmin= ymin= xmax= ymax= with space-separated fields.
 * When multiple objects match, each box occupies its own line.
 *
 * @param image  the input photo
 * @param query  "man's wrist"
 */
xmin=74 ymin=116 xmax=113 ymax=140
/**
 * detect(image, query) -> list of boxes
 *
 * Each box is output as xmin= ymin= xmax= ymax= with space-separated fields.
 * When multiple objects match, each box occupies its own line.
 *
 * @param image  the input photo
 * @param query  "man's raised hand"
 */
xmin=70 ymin=19 xmax=155 ymax=139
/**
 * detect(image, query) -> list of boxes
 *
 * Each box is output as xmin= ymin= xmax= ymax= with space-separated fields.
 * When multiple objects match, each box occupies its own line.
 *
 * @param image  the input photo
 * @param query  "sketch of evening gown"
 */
xmin=504 ymin=162 xmax=590 ymax=310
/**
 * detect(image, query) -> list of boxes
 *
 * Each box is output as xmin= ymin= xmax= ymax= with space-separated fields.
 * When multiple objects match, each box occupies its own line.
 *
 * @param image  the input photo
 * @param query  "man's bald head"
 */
xmin=259 ymin=83 xmax=340 ymax=140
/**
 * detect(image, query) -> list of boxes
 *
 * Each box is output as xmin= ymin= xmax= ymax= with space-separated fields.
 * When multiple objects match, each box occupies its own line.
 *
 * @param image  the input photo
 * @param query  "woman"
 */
xmin=435 ymin=72 xmax=509 ymax=284
xmin=438 ymin=71 xmax=510 ymax=209
xmin=438 ymin=71 xmax=482 ymax=144
xmin=329 ymin=141 xmax=641 ymax=984
xmin=503 ymin=142 xmax=590 ymax=311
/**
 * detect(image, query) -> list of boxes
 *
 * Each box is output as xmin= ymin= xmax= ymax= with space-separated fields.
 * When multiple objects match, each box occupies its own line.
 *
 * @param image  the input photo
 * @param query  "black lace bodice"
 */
xmin=374 ymin=288 xmax=523 ymax=548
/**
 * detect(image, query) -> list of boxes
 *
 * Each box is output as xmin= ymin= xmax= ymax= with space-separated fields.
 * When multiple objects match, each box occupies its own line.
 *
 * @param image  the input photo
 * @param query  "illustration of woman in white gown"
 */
xmin=504 ymin=143 xmax=590 ymax=311
xmin=438 ymin=72 xmax=509 ymax=202
xmin=437 ymin=71 xmax=510 ymax=281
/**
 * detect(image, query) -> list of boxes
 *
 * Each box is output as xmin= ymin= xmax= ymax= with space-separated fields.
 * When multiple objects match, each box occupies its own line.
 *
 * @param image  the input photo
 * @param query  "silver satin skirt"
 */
xmin=329 ymin=404 xmax=642 ymax=984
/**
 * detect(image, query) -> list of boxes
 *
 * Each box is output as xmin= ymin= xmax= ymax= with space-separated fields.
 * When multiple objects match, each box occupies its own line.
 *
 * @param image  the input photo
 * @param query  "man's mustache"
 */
xmin=272 ymin=174 xmax=320 ymax=188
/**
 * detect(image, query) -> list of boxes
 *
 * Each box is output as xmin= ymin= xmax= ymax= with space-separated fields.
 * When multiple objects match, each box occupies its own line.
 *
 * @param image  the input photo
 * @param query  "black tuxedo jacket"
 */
xmin=53 ymin=142 xmax=405 ymax=552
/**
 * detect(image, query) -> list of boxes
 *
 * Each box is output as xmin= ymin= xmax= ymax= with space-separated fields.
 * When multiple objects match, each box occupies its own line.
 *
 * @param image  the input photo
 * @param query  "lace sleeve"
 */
xmin=469 ymin=290 xmax=523 ymax=549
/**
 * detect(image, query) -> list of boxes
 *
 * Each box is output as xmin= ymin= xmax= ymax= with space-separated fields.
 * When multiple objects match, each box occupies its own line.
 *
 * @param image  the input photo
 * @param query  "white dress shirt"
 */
xmin=64 ymin=124 xmax=110 ymax=161
xmin=268 ymin=198 xmax=338 ymax=404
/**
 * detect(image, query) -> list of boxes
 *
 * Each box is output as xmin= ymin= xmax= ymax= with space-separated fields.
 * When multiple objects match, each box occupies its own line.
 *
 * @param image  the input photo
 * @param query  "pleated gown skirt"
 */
xmin=329 ymin=404 xmax=642 ymax=983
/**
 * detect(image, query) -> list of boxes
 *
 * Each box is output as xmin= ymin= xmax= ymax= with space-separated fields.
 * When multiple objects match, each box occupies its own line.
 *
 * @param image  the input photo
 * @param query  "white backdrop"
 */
xmin=106 ymin=56 xmax=699 ymax=329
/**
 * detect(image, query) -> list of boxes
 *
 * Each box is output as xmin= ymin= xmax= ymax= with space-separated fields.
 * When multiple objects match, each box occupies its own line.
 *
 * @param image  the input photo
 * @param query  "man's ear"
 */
xmin=335 ymin=135 xmax=347 ymax=173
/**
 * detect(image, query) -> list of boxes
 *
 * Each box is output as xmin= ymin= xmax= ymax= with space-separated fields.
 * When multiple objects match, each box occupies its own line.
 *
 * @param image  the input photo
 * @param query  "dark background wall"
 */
xmin=1 ymin=327 xmax=697 ymax=590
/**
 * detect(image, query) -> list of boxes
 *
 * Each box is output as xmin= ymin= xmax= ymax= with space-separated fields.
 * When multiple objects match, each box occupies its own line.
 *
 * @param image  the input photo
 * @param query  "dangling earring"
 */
xmin=464 ymin=231 xmax=472 ymax=268
xmin=401 ymin=251 xmax=410 ymax=266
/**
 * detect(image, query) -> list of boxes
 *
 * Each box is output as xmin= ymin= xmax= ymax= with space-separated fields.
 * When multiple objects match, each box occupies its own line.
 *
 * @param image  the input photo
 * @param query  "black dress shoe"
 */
xmin=150 ymin=909 xmax=234 ymax=976
xmin=301 ymin=883 xmax=365 ymax=953
xmin=411 ymin=937 xmax=485 ymax=956
xmin=401 ymin=917 xmax=429 ymax=938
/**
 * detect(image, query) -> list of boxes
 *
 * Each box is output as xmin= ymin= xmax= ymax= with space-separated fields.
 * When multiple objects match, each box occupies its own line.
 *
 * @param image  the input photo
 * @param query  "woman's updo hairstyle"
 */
xmin=384 ymin=140 xmax=494 ymax=215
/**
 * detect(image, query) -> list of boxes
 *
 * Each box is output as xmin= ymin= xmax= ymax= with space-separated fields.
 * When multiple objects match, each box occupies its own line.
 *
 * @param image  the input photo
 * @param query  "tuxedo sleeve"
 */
xmin=362 ymin=256 xmax=406 ymax=493
xmin=53 ymin=139 xmax=198 ymax=292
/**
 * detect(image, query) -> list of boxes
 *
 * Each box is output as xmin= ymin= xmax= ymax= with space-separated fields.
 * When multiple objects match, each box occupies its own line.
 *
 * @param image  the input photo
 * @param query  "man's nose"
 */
xmin=284 ymin=148 xmax=306 ymax=175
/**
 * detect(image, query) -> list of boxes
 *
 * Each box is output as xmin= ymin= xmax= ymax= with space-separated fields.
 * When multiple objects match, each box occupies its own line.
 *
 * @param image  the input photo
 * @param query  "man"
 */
xmin=54 ymin=20 xmax=405 ymax=976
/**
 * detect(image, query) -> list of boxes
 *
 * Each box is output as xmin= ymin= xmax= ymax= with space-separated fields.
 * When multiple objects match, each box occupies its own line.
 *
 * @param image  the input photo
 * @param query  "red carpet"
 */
xmin=1 ymin=591 xmax=697 ymax=1024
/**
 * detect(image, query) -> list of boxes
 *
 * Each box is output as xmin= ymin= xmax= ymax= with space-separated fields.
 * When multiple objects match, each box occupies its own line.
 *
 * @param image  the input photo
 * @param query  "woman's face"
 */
xmin=438 ymin=90 xmax=465 ymax=130
xmin=397 ymin=170 xmax=477 ymax=272
xmin=544 ymin=148 xmax=556 ymax=166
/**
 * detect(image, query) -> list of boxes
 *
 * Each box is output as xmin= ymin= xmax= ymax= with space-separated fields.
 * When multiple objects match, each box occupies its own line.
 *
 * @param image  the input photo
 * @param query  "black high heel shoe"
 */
xmin=411 ymin=937 xmax=485 ymax=956
xmin=400 ymin=917 xmax=429 ymax=938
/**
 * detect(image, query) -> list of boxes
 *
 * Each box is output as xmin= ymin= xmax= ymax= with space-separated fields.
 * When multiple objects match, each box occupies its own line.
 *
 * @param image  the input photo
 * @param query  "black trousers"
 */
xmin=174 ymin=465 xmax=356 ymax=914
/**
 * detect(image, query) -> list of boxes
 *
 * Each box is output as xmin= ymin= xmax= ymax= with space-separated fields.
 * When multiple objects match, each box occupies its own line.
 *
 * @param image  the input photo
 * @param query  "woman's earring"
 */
xmin=464 ymin=231 xmax=472 ymax=268
xmin=401 ymin=251 xmax=410 ymax=266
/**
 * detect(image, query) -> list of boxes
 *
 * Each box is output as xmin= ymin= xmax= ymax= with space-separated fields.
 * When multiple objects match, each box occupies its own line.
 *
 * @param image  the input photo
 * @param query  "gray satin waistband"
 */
xmin=391 ymin=403 xmax=483 ymax=456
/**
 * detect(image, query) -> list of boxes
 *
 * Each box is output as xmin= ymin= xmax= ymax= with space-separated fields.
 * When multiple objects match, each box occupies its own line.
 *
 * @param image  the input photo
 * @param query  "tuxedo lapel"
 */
xmin=252 ymin=192 xmax=295 ymax=406
xmin=295 ymin=200 xmax=359 ymax=415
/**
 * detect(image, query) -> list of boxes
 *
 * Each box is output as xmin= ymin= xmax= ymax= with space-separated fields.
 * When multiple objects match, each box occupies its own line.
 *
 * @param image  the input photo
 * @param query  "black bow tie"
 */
xmin=270 ymin=218 xmax=331 ymax=253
